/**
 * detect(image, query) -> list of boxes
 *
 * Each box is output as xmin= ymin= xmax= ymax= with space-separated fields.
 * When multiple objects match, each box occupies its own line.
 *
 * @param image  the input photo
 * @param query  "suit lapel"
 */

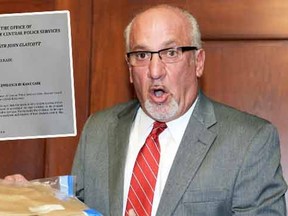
xmin=108 ymin=101 xmax=139 ymax=215
xmin=156 ymin=93 xmax=217 ymax=215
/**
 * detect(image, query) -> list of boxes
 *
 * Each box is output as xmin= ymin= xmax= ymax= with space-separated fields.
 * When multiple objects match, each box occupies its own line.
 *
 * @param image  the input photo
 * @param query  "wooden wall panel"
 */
xmin=0 ymin=140 xmax=45 ymax=179
xmin=90 ymin=0 xmax=134 ymax=113
xmin=1 ymin=1 xmax=287 ymax=201
xmin=0 ymin=0 xmax=55 ymax=14
xmin=187 ymin=0 xmax=288 ymax=39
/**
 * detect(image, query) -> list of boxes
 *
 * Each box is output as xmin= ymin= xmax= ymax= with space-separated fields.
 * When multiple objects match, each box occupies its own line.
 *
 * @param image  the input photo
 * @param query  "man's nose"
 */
xmin=148 ymin=54 xmax=166 ymax=79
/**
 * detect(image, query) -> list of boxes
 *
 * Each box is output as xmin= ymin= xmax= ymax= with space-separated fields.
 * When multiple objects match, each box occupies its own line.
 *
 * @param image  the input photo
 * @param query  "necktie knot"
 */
xmin=151 ymin=121 xmax=167 ymax=138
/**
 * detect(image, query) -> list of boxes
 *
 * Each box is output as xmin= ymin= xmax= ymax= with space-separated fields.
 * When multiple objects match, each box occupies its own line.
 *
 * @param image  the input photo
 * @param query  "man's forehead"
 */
xmin=130 ymin=8 xmax=190 ymax=49
xmin=131 ymin=7 xmax=188 ymax=37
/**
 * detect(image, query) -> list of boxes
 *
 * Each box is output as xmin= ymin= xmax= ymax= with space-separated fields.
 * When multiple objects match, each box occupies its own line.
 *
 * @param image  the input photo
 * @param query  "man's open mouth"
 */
xmin=149 ymin=86 xmax=169 ymax=103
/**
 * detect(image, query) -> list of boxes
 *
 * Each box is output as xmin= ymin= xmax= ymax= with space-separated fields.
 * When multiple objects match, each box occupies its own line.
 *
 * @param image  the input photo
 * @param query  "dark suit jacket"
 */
xmin=72 ymin=92 xmax=287 ymax=215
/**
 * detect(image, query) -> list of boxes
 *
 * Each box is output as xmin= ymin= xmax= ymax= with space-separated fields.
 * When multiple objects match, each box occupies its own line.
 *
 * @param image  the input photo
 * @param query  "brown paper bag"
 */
xmin=0 ymin=180 xmax=87 ymax=216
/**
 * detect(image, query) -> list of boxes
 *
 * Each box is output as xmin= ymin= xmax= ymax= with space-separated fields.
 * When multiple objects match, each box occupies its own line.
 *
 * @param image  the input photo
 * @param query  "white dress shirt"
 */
xmin=123 ymin=98 xmax=198 ymax=216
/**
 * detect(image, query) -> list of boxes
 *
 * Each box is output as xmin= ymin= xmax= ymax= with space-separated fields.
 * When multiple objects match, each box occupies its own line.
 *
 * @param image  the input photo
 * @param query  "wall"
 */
xmin=0 ymin=1 xmax=287 ymax=206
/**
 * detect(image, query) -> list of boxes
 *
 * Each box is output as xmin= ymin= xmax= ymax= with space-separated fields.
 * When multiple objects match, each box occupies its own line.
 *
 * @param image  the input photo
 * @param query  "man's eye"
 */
xmin=166 ymin=49 xmax=178 ymax=57
xmin=135 ymin=52 xmax=149 ymax=60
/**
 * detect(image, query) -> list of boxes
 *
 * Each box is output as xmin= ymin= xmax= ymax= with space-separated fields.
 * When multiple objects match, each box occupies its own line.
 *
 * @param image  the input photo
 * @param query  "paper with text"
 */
xmin=0 ymin=11 xmax=76 ymax=140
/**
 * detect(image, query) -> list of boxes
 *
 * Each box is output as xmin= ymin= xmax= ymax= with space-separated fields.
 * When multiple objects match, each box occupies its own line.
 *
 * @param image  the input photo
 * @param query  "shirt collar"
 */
xmin=166 ymin=97 xmax=198 ymax=144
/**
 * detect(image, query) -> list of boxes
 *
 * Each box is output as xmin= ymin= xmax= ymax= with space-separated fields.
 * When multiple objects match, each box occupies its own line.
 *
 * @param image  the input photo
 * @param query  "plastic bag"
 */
xmin=31 ymin=175 xmax=76 ymax=200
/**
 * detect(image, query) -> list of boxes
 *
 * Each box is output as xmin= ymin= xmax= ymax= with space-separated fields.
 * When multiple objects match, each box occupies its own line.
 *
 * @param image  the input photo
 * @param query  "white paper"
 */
xmin=0 ymin=11 xmax=76 ymax=140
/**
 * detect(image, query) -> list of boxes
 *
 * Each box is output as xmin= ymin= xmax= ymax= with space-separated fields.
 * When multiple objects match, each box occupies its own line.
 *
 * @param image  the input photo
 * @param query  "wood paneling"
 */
xmin=0 ymin=3 xmax=287 ymax=207
xmin=0 ymin=0 xmax=55 ymax=14
xmin=90 ymin=0 xmax=134 ymax=113
xmin=124 ymin=0 xmax=288 ymax=39
xmin=186 ymin=0 xmax=288 ymax=39
xmin=0 ymin=140 xmax=45 ymax=179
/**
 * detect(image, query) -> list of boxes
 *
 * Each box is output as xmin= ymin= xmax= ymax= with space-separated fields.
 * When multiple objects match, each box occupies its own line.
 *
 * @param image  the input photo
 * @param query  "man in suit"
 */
xmin=72 ymin=4 xmax=287 ymax=216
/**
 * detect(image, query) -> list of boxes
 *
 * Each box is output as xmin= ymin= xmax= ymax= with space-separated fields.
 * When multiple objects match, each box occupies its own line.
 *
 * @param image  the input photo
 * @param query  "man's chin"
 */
xmin=144 ymin=100 xmax=179 ymax=122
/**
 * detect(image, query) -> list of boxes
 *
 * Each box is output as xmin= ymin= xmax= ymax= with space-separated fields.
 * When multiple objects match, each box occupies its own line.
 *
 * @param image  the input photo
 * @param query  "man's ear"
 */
xmin=195 ymin=49 xmax=205 ymax=78
xmin=129 ymin=68 xmax=133 ymax=83
xmin=126 ymin=56 xmax=133 ymax=83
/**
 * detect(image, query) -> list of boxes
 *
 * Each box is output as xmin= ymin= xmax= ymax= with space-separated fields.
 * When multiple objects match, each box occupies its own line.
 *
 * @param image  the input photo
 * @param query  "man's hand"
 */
xmin=3 ymin=174 xmax=28 ymax=183
xmin=128 ymin=209 xmax=137 ymax=216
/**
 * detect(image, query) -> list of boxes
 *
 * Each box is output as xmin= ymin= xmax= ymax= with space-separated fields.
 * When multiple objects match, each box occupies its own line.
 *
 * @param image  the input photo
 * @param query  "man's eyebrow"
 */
xmin=130 ymin=45 xmax=149 ymax=51
xmin=163 ymin=40 xmax=177 ymax=46
xmin=130 ymin=40 xmax=177 ymax=51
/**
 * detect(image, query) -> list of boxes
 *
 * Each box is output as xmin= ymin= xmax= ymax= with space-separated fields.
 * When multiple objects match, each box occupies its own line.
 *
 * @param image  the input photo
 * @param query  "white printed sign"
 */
xmin=0 ymin=11 xmax=76 ymax=140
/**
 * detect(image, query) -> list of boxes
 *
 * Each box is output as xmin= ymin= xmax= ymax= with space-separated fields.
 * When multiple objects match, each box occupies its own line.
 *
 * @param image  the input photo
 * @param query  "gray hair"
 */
xmin=124 ymin=5 xmax=202 ymax=52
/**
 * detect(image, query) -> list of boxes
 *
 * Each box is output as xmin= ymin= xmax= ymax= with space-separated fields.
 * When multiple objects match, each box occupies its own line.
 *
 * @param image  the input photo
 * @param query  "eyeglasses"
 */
xmin=126 ymin=46 xmax=198 ymax=67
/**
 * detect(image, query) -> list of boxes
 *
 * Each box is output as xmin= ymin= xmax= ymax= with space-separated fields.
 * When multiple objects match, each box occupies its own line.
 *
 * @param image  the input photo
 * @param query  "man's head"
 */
xmin=125 ymin=5 xmax=205 ymax=122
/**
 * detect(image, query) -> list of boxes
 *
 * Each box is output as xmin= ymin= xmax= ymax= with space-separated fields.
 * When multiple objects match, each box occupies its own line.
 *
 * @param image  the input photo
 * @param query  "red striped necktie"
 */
xmin=125 ymin=121 xmax=167 ymax=216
